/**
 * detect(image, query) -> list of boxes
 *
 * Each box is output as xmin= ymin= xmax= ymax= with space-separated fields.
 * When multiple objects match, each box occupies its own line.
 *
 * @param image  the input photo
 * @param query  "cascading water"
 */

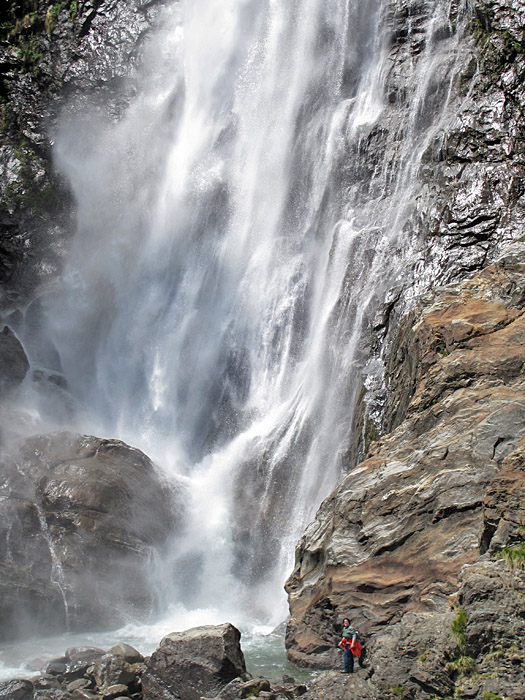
xmin=14 ymin=0 xmax=474 ymax=640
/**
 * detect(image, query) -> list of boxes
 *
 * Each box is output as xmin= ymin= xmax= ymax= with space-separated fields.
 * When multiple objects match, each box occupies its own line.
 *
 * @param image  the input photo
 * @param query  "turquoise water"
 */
xmin=0 ymin=626 xmax=319 ymax=685
xmin=241 ymin=631 xmax=320 ymax=684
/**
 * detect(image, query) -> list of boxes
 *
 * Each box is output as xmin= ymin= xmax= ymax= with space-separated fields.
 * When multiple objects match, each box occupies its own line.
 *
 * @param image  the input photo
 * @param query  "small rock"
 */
xmin=46 ymin=659 xmax=68 ymax=676
xmin=66 ymin=680 xmax=92 ymax=692
xmin=93 ymin=655 xmax=136 ymax=691
xmin=102 ymin=685 xmax=130 ymax=699
xmin=66 ymin=648 xmax=106 ymax=665
xmin=0 ymin=325 xmax=29 ymax=395
xmin=71 ymin=690 xmax=103 ymax=700
xmin=106 ymin=645 xmax=143 ymax=664
xmin=32 ymin=676 xmax=61 ymax=690
xmin=239 ymin=678 xmax=271 ymax=698
xmin=0 ymin=679 xmax=33 ymax=700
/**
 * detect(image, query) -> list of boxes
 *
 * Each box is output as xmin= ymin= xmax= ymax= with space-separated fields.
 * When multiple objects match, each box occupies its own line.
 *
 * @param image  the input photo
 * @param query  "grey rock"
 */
xmin=0 ymin=432 xmax=184 ymax=640
xmin=66 ymin=680 xmax=92 ymax=693
xmin=46 ymin=660 xmax=68 ymax=676
xmin=71 ymin=691 xmax=102 ymax=700
xmin=106 ymin=646 xmax=143 ymax=665
xmin=102 ymin=685 xmax=131 ymax=699
xmin=297 ymin=671 xmax=378 ymax=700
xmin=33 ymin=676 xmax=62 ymax=690
xmin=92 ymin=655 xmax=136 ymax=693
xmin=142 ymin=623 xmax=246 ymax=700
xmin=0 ymin=680 xmax=34 ymax=700
xmin=65 ymin=648 xmax=106 ymax=674
xmin=0 ymin=326 xmax=29 ymax=394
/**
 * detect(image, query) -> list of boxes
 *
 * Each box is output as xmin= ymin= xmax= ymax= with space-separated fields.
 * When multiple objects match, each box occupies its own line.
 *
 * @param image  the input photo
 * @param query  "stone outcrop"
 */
xmin=0 ymin=432 xmax=183 ymax=640
xmin=285 ymin=239 xmax=525 ymax=698
xmin=342 ymin=0 xmax=525 ymax=466
xmin=0 ymin=644 xmax=142 ymax=700
xmin=142 ymin=624 xmax=247 ymax=700
xmin=0 ymin=0 xmax=166 ymax=310
xmin=0 ymin=324 xmax=29 ymax=394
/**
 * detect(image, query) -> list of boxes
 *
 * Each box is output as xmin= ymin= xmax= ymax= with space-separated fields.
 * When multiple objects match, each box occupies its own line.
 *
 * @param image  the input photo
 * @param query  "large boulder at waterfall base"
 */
xmin=0 ymin=432 xmax=182 ymax=639
xmin=142 ymin=624 xmax=246 ymax=700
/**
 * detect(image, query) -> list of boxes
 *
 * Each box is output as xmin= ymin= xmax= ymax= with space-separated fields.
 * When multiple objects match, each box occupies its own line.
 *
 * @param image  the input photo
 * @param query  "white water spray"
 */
xmin=26 ymin=0 xmax=474 ymax=630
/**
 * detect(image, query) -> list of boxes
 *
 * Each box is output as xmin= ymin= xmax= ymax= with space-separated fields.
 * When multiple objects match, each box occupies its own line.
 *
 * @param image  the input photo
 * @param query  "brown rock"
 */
xmin=238 ymin=678 xmax=271 ymax=698
xmin=66 ymin=680 xmax=92 ymax=692
xmin=384 ymin=243 xmax=525 ymax=431
xmin=285 ymin=238 xmax=525 ymax=700
xmin=102 ymin=685 xmax=131 ymax=699
xmin=71 ymin=690 xmax=102 ymax=700
xmin=93 ymin=655 xmax=136 ymax=692
xmin=106 ymin=645 xmax=143 ymax=665
xmin=481 ymin=435 xmax=525 ymax=552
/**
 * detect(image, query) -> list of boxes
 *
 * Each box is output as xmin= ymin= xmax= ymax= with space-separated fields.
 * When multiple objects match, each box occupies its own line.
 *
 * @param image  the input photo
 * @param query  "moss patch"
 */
xmin=451 ymin=605 xmax=468 ymax=655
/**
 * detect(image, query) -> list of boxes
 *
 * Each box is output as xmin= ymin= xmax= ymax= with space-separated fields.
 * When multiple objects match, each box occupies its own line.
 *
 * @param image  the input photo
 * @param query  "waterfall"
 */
xmin=36 ymin=0 xmax=473 ymax=628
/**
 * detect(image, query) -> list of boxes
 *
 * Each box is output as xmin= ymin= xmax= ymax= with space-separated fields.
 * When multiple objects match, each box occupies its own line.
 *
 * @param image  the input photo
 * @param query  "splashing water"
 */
xmin=20 ymin=0 xmax=474 ymax=632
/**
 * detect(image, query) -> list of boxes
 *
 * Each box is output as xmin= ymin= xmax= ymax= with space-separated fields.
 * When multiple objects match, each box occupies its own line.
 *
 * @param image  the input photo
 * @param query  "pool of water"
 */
xmin=0 ymin=622 xmax=318 ymax=686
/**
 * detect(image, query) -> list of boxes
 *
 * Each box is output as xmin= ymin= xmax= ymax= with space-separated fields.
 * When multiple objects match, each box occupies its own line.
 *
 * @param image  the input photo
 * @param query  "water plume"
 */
xmin=11 ymin=0 xmax=475 ymax=630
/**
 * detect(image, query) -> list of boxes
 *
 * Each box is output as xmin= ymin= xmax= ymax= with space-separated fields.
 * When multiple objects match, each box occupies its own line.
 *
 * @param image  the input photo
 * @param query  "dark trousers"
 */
xmin=343 ymin=648 xmax=354 ymax=673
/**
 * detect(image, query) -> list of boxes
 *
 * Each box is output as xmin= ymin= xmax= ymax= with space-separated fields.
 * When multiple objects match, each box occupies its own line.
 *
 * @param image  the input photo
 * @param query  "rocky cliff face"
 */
xmin=0 ymin=0 xmax=165 ymax=310
xmin=345 ymin=0 xmax=525 ymax=465
xmin=284 ymin=5 xmax=525 ymax=695
xmin=285 ymin=239 xmax=525 ymax=698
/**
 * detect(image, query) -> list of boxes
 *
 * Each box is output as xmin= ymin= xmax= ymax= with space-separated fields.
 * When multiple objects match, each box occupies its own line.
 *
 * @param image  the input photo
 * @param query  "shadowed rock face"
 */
xmin=0 ymin=0 xmax=166 ymax=309
xmin=0 ymin=325 xmax=29 ymax=394
xmin=0 ymin=432 xmax=183 ymax=640
xmin=285 ymin=240 xmax=525 ymax=698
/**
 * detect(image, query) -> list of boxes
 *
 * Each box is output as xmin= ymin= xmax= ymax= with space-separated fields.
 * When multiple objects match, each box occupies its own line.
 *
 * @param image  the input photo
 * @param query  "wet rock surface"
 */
xmin=0 ymin=324 xmax=29 ymax=394
xmin=0 ymin=0 xmax=523 ymax=319
xmin=0 ymin=1 xmax=523 ymax=698
xmin=0 ymin=432 xmax=183 ymax=640
xmin=0 ymin=0 xmax=166 ymax=309
xmin=285 ymin=239 xmax=525 ymax=698
xmin=343 ymin=0 xmax=525 ymax=466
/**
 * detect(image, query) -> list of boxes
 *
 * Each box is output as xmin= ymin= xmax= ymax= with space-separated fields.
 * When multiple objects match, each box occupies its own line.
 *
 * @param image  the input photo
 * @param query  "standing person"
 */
xmin=338 ymin=617 xmax=357 ymax=673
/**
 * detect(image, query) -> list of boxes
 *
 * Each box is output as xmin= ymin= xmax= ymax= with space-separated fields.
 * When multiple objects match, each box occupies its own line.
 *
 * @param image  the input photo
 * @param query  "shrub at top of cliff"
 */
xmin=1 ymin=2 xmax=48 ymax=84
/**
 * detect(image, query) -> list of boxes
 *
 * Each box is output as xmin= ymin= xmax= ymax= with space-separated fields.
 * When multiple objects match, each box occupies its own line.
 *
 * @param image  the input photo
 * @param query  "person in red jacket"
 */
xmin=338 ymin=618 xmax=357 ymax=673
